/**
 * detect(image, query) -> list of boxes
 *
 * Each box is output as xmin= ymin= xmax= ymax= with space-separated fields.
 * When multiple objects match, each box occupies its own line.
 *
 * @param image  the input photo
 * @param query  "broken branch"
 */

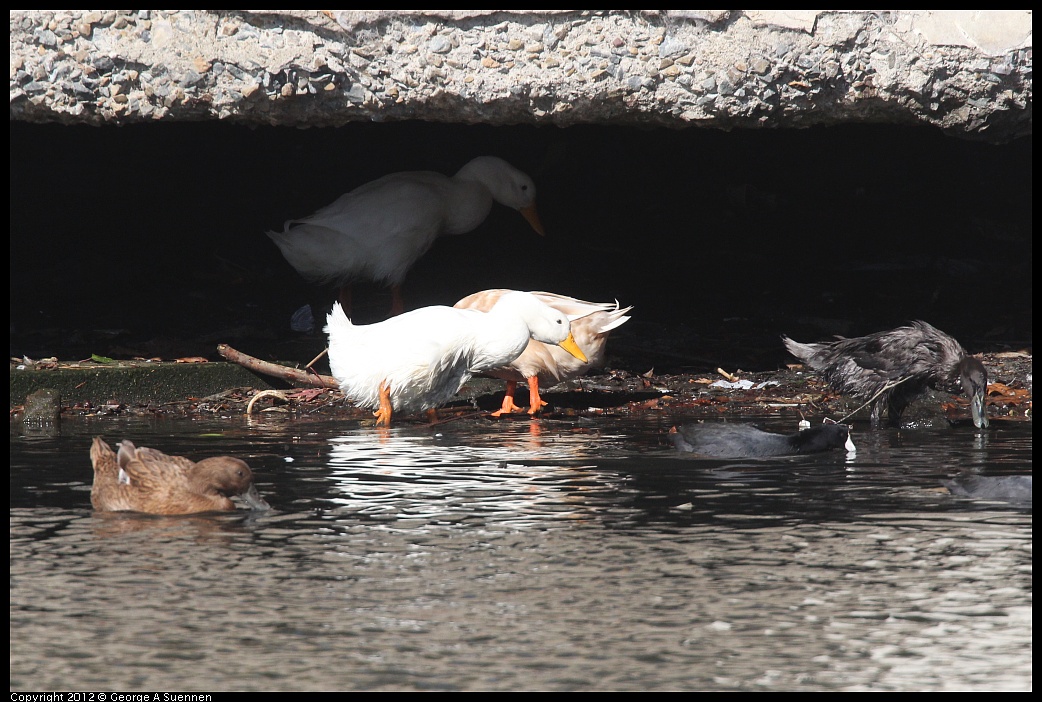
xmin=217 ymin=344 xmax=338 ymax=389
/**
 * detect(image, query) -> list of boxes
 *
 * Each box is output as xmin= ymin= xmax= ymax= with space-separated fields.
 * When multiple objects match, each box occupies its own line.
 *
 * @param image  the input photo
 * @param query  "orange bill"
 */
xmin=557 ymin=332 xmax=588 ymax=363
xmin=519 ymin=203 xmax=545 ymax=236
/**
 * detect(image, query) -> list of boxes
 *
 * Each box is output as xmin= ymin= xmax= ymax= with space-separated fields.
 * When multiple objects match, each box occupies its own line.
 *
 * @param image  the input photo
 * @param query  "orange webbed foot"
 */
xmin=491 ymin=381 xmax=525 ymax=417
xmin=525 ymin=376 xmax=548 ymax=415
xmin=374 ymin=380 xmax=393 ymax=427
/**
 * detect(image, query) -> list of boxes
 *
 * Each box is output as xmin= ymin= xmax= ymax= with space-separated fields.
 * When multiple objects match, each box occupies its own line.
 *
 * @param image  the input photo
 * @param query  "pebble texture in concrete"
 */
xmin=9 ymin=10 xmax=1032 ymax=142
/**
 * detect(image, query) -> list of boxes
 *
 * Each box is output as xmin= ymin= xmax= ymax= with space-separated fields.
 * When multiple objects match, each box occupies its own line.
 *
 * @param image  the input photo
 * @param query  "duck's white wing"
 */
xmin=268 ymin=158 xmax=543 ymax=296
xmin=268 ymin=172 xmax=458 ymax=287
xmin=466 ymin=290 xmax=632 ymax=380
xmin=325 ymin=303 xmax=485 ymax=413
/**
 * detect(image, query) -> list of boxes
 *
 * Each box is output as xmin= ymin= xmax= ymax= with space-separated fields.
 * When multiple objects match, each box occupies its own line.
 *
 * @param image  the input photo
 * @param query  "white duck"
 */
xmin=454 ymin=290 xmax=633 ymax=416
xmin=324 ymin=291 xmax=588 ymax=427
xmin=268 ymin=156 xmax=544 ymax=316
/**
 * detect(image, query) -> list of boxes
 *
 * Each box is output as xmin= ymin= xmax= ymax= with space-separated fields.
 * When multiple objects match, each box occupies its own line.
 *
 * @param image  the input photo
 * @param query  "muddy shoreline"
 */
xmin=11 ymin=344 xmax=1031 ymax=429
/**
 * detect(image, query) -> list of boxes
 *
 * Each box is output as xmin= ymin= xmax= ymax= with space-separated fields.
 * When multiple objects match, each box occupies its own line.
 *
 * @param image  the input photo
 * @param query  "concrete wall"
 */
xmin=9 ymin=10 xmax=1032 ymax=142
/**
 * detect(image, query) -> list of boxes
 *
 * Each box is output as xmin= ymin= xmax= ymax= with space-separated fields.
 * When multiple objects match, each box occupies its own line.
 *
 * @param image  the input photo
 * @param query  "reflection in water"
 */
xmin=86 ymin=508 xmax=268 ymax=540
xmin=321 ymin=425 xmax=618 ymax=526
xmin=9 ymin=416 xmax=1032 ymax=691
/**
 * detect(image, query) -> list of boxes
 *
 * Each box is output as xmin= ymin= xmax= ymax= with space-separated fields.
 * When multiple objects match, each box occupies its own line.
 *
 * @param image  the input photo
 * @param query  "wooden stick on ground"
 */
xmin=217 ymin=344 xmax=338 ymax=389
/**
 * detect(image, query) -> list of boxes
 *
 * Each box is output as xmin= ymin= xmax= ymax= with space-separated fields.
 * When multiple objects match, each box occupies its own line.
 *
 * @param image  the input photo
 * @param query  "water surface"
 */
xmin=10 ymin=413 xmax=1032 ymax=691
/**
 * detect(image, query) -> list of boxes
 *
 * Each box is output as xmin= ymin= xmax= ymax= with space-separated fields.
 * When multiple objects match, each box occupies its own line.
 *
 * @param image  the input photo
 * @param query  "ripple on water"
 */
xmin=10 ymin=415 xmax=1032 ymax=691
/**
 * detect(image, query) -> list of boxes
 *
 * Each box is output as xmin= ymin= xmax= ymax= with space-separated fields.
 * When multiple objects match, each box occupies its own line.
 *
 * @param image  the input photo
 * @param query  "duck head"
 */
xmin=197 ymin=456 xmax=272 ymax=511
xmin=958 ymin=357 xmax=989 ymax=429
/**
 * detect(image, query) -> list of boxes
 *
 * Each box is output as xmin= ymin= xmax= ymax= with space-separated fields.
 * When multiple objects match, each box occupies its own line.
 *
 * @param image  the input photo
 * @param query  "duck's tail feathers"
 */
xmin=327 ymin=300 xmax=353 ymax=323
xmin=324 ymin=301 xmax=356 ymax=335
xmin=561 ymin=300 xmax=633 ymax=326
xmin=116 ymin=440 xmax=139 ymax=470
xmin=781 ymin=335 xmax=816 ymax=362
xmin=598 ymin=304 xmax=634 ymax=333
xmin=265 ymin=223 xmax=296 ymax=242
xmin=90 ymin=437 xmax=115 ymax=473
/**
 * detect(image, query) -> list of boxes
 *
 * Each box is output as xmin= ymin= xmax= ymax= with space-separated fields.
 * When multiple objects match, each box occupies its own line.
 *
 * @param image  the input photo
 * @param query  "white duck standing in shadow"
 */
xmin=268 ymin=156 xmax=544 ymax=317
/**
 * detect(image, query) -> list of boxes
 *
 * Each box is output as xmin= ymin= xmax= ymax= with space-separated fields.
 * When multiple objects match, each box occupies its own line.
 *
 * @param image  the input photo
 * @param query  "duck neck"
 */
xmin=443 ymin=178 xmax=494 ymax=235
xmin=468 ymin=311 xmax=530 ymax=373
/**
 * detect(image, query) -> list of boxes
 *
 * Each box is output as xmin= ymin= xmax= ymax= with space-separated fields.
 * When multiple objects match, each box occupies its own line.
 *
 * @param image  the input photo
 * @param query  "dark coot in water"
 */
xmin=782 ymin=320 xmax=989 ymax=429
xmin=670 ymin=422 xmax=855 ymax=458
xmin=943 ymin=475 xmax=1032 ymax=504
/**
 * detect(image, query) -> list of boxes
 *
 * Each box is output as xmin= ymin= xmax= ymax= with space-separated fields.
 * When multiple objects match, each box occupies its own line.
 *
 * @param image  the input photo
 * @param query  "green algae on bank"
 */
xmin=10 ymin=359 xmax=280 ymax=408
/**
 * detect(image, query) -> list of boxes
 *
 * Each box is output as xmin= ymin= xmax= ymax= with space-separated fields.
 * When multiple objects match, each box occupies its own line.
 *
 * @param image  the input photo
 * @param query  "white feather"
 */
xmin=325 ymin=291 xmax=583 ymax=419
xmin=454 ymin=289 xmax=632 ymax=386
xmin=268 ymin=156 xmax=543 ymax=291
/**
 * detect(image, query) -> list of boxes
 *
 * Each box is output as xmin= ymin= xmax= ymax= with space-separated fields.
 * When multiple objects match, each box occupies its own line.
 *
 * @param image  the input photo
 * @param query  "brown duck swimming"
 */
xmin=782 ymin=320 xmax=989 ymax=429
xmin=89 ymin=437 xmax=270 ymax=515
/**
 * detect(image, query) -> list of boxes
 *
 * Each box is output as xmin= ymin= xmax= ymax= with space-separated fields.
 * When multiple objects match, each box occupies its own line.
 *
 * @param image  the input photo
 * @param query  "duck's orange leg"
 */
xmin=526 ymin=376 xmax=548 ymax=415
xmin=338 ymin=285 xmax=352 ymax=314
xmin=389 ymin=285 xmax=405 ymax=317
xmin=374 ymin=380 xmax=393 ymax=427
xmin=491 ymin=380 xmax=526 ymax=417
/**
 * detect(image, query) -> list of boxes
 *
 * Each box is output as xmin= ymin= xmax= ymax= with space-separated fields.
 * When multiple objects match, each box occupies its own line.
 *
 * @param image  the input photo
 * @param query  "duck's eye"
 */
xmin=521 ymin=184 xmax=529 ymax=191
